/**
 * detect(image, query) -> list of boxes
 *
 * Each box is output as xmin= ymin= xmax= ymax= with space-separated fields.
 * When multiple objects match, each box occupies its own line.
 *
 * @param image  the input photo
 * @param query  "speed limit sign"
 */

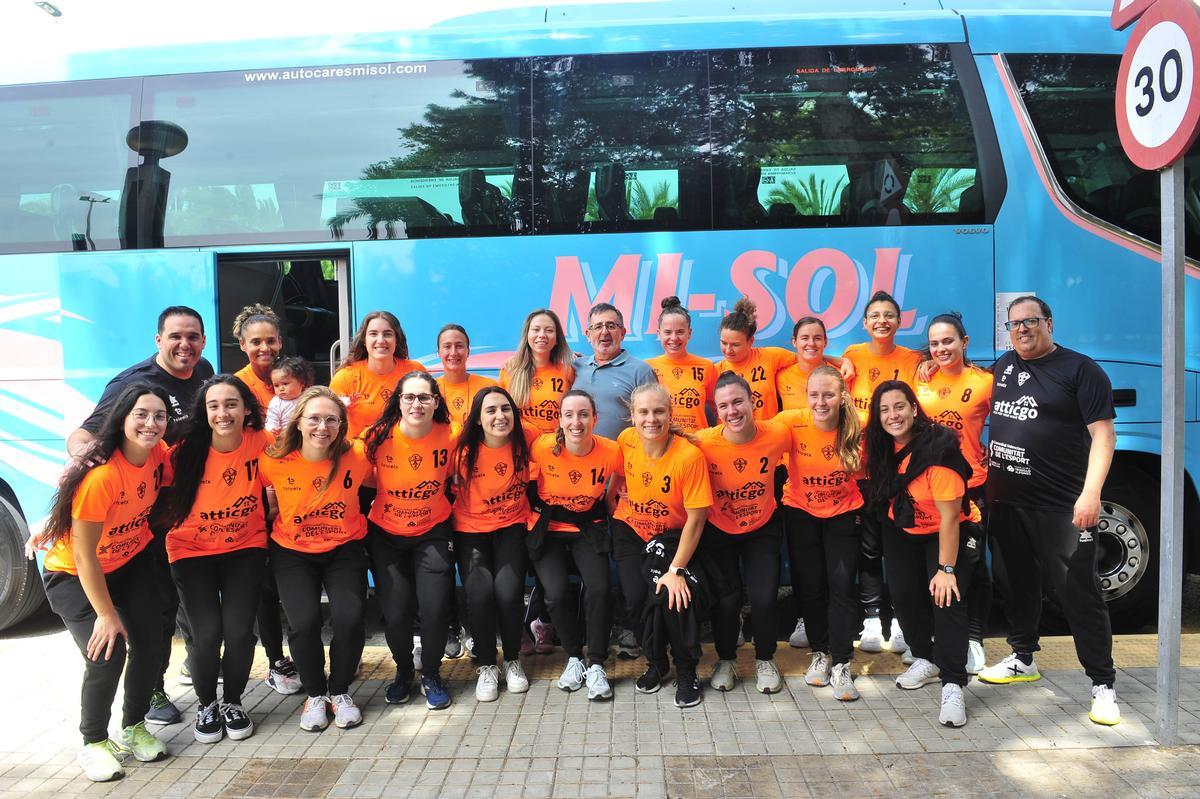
xmin=1116 ymin=0 xmax=1200 ymax=169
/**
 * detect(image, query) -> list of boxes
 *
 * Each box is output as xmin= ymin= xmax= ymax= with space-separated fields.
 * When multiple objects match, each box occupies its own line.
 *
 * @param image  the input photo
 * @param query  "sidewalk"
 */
xmin=1 ymin=629 xmax=1198 ymax=798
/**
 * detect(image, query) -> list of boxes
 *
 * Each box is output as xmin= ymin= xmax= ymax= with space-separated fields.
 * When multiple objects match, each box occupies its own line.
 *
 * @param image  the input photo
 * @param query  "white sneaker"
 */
xmin=889 ymin=619 xmax=908 ymax=655
xmin=710 ymin=659 xmax=737 ymax=691
xmin=830 ymin=663 xmax=859 ymax=701
xmin=331 ymin=694 xmax=362 ymax=729
xmin=476 ymin=665 xmax=500 ymax=701
xmin=895 ymin=658 xmax=940 ymax=690
xmin=505 ymin=660 xmax=530 ymax=693
xmin=755 ymin=660 xmax=782 ymax=694
xmin=805 ymin=651 xmax=832 ymax=687
xmin=788 ymin=618 xmax=809 ymax=648
xmin=901 ymin=649 xmax=915 ymax=666
xmin=585 ymin=663 xmax=613 ymax=701
xmin=300 ymin=696 xmax=330 ymax=732
xmin=966 ymin=640 xmax=986 ymax=675
xmin=978 ymin=652 xmax=1041 ymax=685
xmin=412 ymin=635 xmax=423 ymax=673
xmin=736 ymin=617 xmax=746 ymax=647
xmin=939 ymin=683 xmax=967 ymax=727
xmin=557 ymin=657 xmax=586 ymax=692
xmin=858 ymin=617 xmax=884 ymax=653
xmin=77 ymin=740 xmax=126 ymax=782
xmin=1089 ymin=685 xmax=1121 ymax=726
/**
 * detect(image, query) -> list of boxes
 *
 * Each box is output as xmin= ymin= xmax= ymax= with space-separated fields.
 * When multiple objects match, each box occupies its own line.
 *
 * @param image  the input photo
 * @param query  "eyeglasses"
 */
xmin=400 ymin=393 xmax=435 ymax=405
xmin=302 ymin=415 xmax=342 ymax=428
xmin=588 ymin=321 xmax=621 ymax=332
xmin=866 ymin=312 xmax=898 ymax=321
xmin=1003 ymin=317 xmax=1048 ymax=331
xmin=128 ymin=410 xmax=168 ymax=425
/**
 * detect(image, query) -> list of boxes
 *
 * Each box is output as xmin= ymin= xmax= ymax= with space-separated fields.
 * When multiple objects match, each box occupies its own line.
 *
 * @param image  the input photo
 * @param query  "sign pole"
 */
xmin=1157 ymin=161 xmax=1185 ymax=747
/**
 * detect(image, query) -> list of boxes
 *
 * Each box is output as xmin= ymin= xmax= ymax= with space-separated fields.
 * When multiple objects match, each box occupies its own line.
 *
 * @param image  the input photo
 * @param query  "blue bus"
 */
xmin=0 ymin=0 xmax=1196 ymax=630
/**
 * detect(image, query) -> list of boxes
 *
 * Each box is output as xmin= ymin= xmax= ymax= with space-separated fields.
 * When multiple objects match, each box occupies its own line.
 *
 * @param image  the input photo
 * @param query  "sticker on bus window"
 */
xmin=995 ymin=292 xmax=1034 ymax=352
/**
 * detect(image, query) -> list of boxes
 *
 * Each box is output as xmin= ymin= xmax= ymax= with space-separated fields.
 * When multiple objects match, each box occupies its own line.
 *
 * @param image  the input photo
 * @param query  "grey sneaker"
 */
xmin=445 ymin=628 xmax=465 ymax=659
xmin=858 ymin=617 xmax=884 ymax=653
xmin=585 ymin=663 xmax=613 ymax=701
xmin=788 ymin=618 xmax=809 ymax=648
xmin=830 ymin=663 xmax=860 ymax=701
xmin=939 ymin=683 xmax=967 ymax=727
xmin=755 ymin=659 xmax=782 ymax=694
xmin=300 ymin=696 xmax=330 ymax=732
xmin=331 ymin=694 xmax=362 ymax=729
xmin=888 ymin=619 xmax=908 ymax=655
xmin=557 ymin=657 xmax=586 ymax=692
xmin=895 ymin=658 xmax=941 ymax=690
xmin=966 ymin=640 xmax=986 ymax=675
xmin=412 ymin=636 xmax=423 ymax=673
xmin=710 ymin=659 xmax=737 ymax=691
xmin=805 ymin=651 xmax=832 ymax=687
xmin=615 ymin=628 xmax=641 ymax=659
xmin=144 ymin=689 xmax=182 ymax=726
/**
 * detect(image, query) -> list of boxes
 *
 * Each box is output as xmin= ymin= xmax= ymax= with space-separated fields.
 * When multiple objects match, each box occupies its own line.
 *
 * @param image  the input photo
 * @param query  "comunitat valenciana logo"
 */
xmin=993 ymin=395 xmax=1040 ymax=421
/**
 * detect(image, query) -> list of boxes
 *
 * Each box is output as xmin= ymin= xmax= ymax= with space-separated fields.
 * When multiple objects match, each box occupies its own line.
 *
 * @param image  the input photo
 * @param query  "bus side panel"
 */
xmin=351 ymin=225 xmax=994 ymax=369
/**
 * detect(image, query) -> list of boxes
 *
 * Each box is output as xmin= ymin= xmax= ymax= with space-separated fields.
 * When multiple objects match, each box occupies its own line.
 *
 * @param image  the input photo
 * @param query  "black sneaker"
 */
xmin=635 ymin=664 xmax=666 ymax=694
xmin=221 ymin=703 xmax=254 ymax=741
xmin=145 ymin=689 xmax=182 ymax=726
xmin=385 ymin=671 xmax=413 ymax=704
xmin=193 ymin=700 xmax=224 ymax=744
xmin=674 ymin=673 xmax=702 ymax=708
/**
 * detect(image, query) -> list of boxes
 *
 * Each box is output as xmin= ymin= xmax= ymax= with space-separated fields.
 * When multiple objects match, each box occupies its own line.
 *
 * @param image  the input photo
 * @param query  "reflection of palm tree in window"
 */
xmin=902 ymin=168 xmax=976 ymax=214
xmin=766 ymin=175 xmax=847 ymax=217
xmin=586 ymin=180 xmax=677 ymax=221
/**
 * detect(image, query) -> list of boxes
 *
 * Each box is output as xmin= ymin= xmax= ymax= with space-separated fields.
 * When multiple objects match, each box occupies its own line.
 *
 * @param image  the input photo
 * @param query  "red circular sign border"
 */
xmin=1116 ymin=0 xmax=1200 ymax=170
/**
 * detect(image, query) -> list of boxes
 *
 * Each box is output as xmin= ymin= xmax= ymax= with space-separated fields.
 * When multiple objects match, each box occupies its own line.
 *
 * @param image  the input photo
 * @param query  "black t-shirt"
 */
xmin=986 ymin=345 xmax=1114 ymax=511
xmin=80 ymin=355 xmax=216 ymax=444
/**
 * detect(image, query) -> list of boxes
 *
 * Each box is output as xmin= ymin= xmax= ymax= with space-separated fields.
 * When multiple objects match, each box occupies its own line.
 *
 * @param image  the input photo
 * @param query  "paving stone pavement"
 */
xmin=2 ymin=626 xmax=1199 ymax=798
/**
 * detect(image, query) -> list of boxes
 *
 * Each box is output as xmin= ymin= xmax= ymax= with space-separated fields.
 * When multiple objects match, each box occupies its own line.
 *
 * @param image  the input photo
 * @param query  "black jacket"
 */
xmin=874 ymin=424 xmax=972 ymax=531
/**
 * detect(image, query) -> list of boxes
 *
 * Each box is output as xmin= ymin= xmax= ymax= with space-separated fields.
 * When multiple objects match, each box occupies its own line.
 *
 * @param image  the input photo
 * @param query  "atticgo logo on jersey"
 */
xmin=525 ymin=400 xmax=560 ymax=421
xmin=675 ymin=387 xmax=702 ymax=409
xmin=802 ymin=470 xmax=848 ymax=487
xmin=993 ymin=396 xmax=1039 ymax=421
xmin=628 ymin=498 xmax=670 ymax=518
xmin=715 ymin=481 xmax=767 ymax=502
xmin=935 ymin=409 xmax=965 ymax=430
xmin=199 ymin=495 xmax=259 ymax=520
xmin=387 ymin=480 xmax=442 ymax=501
xmin=1017 ymin=371 xmax=1030 ymax=387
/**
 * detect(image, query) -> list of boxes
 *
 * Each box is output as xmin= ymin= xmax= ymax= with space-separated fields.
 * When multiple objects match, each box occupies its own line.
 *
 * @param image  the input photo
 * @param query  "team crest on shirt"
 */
xmin=409 ymin=454 xmax=423 ymax=471
xmin=569 ymin=469 xmax=582 ymax=485
xmin=733 ymin=458 xmax=747 ymax=473
xmin=938 ymin=387 xmax=951 ymax=399
xmin=453 ymin=397 xmax=464 ymax=411
xmin=533 ymin=377 xmax=544 ymax=390
xmin=671 ymin=367 xmax=683 ymax=380
xmin=641 ymin=471 xmax=653 ymax=487
xmin=869 ymin=368 xmax=880 ymax=382
xmin=494 ymin=462 xmax=508 ymax=477
xmin=222 ymin=467 xmax=238 ymax=486
xmin=1018 ymin=372 xmax=1030 ymax=386
xmin=312 ymin=476 xmax=324 ymax=490
xmin=136 ymin=481 xmax=146 ymax=499
xmin=822 ymin=445 xmax=835 ymax=461
xmin=379 ymin=387 xmax=393 ymax=400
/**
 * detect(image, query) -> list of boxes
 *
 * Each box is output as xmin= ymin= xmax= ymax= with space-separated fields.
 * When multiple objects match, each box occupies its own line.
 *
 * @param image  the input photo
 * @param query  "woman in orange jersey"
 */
xmin=435 ymin=323 xmax=498 ymax=426
xmin=776 ymin=366 xmax=865 ymax=701
xmin=693 ymin=372 xmax=791 ymax=695
xmin=715 ymin=295 xmax=796 ymax=420
xmin=776 ymin=316 xmax=855 ymax=411
xmin=916 ymin=312 xmax=993 ymax=675
xmin=260 ymin=386 xmax=373 ymax=733
xmin=41 ymin=383 xmax=172 ymax=782
xmin=528 ymin=389 xmax=622 ymax=701
xmin=499 ymin=308 xmax=574 ymax=437
xmin=329 ymin=310 xmax=427 ymax=438
xmin=156 ymin=376 xmax=271 ymax=745
xmin=611 ymin=383 xmax=712 ymax=708
xmin=362 ymin=372 xmax=458 ymax=710
xmin=230 ymin=304 xmax=284 ymax=413
xmin=646 ymin=296 xmax=716 ymax=433
xmin=451 ymin=386 xmax=533 ymax=701
xmin=864 ymin=381 xmax=983 ymax=729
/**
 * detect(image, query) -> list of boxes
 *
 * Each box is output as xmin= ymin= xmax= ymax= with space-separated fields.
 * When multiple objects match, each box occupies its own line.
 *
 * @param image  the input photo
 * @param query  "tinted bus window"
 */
xmin=141 ymin=59 xmax=530 ymax=247
xmin=533 ymin=52 xmax=710 ymax=233
xmin=1009 ymin=54 xmax=1199 ymax=258
xmin=0 ymin=79 xmax=140 ymax=254
xmin=710 ymin=45 xmax=982 ymax=229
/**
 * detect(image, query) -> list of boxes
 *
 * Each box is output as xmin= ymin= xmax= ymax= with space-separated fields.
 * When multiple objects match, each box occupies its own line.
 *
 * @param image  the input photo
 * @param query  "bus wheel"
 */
xmin=0 ymin=496 xmax=46 ymax=631
xmin=1098 ymin=465 xmax=1158 ymax=630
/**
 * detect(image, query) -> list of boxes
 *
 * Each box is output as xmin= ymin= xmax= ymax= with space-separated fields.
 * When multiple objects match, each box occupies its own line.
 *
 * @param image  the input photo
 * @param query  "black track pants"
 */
xmin=702 ymin=518 xmax=781 ymax=661
xmin=532 ymin=532 xmax=611 ymax=666
xmin=784 ymin=506 xmax=861 ymax=666
xmin=455 ymin=524 xmax=528 ymax=667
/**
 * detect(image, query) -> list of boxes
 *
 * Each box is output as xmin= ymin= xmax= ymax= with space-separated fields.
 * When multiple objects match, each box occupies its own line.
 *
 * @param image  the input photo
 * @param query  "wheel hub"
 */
xmin=1095 ymin=500 xmax=1149 ymax=603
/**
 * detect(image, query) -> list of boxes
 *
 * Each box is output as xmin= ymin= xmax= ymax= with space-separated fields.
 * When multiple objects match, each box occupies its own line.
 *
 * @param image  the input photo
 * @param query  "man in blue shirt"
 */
xmin=571 ymin=303 xmax=657 ymax=440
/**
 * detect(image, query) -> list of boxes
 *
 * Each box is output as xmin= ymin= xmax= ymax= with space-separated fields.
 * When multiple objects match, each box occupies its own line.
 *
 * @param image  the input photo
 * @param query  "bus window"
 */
xmin=710 ymin=44 xmax=982 ymax=229
xmin=1009 ymin=54 xmax=1200 ymax=258
xmin=0 ymin=79 xmax=139 ymax=254
xmin=141 ymin=58 xmax=530 ymax=247
xmin=532 ymin=51 xmax=710 ymax=233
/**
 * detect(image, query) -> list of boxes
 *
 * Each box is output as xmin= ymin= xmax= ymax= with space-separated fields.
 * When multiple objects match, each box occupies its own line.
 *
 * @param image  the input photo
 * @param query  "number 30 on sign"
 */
xmin=1116 ymin=0 xmax=1200 ymax=170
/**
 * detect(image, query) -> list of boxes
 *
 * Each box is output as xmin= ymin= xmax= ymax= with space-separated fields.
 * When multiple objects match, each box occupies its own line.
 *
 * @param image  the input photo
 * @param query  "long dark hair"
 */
xmin=44 ymin=382 xmax=172 ymax=543
xmin=452 ymin=386 xmax=530 ymax=494
xmin=341 ymin=310 xmax=409 ymax=366
xmin=864 ymin=380 xmax=933 ymax=499
xmin=265 ymin=386 xmax=352 ymax=495
xmin=364 ymin=371 xmax=452 ymax=462
xmin=156 ymin=375 xmax=264 ymax=532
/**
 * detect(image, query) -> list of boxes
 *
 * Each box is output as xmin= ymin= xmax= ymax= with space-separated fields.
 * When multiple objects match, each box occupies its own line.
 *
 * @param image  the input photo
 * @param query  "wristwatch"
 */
xmin=938 ymin=563 xmax=956 ymax=575
xmin=667 ymin=565 xmax=685 ymax=576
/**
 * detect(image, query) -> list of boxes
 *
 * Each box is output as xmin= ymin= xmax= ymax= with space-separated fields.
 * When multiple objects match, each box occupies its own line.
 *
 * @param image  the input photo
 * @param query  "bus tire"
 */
xmin=1097 ymin=463 xmax=1158 ymax=631
xmin=0 ymin=496 xmax=46 ymax=632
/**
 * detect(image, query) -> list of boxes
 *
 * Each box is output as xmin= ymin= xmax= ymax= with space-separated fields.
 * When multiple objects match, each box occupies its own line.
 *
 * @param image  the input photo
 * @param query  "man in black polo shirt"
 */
xmin=978 ymin=296 xmax=1119 ymax=726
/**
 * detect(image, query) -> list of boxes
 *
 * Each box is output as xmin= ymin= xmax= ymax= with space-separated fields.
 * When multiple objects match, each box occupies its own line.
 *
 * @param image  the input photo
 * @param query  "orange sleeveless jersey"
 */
xmin=614 ymin=428 xmax=712 ymax=542
xmin=436 ymin=374 xmax=498 ymax=426
xmin=776 ymin=409 xmax=865 ymax=518
xmin=715 ymin=346 xmax=796 ymax=420
xmin=452 ymin=443 xmax=532 ymax=533
xmin=498 ymin=362 xmax=573 ymax=435
xmin=530 ymin=433 xmax=622 ymax=532
xmin=165 ymin=429 xmax=273 ymax=563
xmin=646 ymin=353 xmax=716 ymax=433
xmin=692 ymin=421 xmax=791 ymax=533
xmin=915 ymin=366 xmax=992 ymax=489
xmin=841 ymin=343 xmax=922 ymax=424
xmin=369 ymin=422 xmax=459 ymax=536
xmin=233 ymin=364 xmax=275 ymax=413
xmin=329 ymin=359 xmax=427 ymax=439
xmin=259 ymin=440 xmax=371 ymax=553
xmin=890 ymin=451 xmax=980 ymax=535
xmin=44 ymin=442 xmax=168 ymax=575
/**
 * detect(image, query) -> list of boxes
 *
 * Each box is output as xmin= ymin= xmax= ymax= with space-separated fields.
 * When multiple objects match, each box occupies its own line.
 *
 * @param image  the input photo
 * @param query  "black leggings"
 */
xmin=785 ymin=506 xmax=861 ymax=666
xmin=858 ymin=509 xmax=894 ymax=628
xmin=702 ymin=518 xmax=781 ymax=661
xmin=170 ymin=547 xmax=267 ymax=706
xmin=531 ymin=533 xmax=611 ymax=666
xmin=256 ymin=565 xmax=286 ymax=665
xmin=883 ymin=520 xmax=982 ymax=687
xmin=990 ymin=502 xmax=1115 ymax=686
xmin=44 ymin=545 xmax=163 ymax=744
xmin=153 ymin=538 xmax=191 ymax=692
xmin=455 ymin=525 xmax=528 ymax=667
xmin=368 ymin=521 xmax=455 ymax=679
xmin=271 ymin=540 xmax=367 ymax=697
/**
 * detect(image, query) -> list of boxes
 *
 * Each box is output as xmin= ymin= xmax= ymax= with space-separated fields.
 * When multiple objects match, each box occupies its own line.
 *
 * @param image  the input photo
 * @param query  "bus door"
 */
xmin=215 ymin=252 xmax=351 ymax=386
